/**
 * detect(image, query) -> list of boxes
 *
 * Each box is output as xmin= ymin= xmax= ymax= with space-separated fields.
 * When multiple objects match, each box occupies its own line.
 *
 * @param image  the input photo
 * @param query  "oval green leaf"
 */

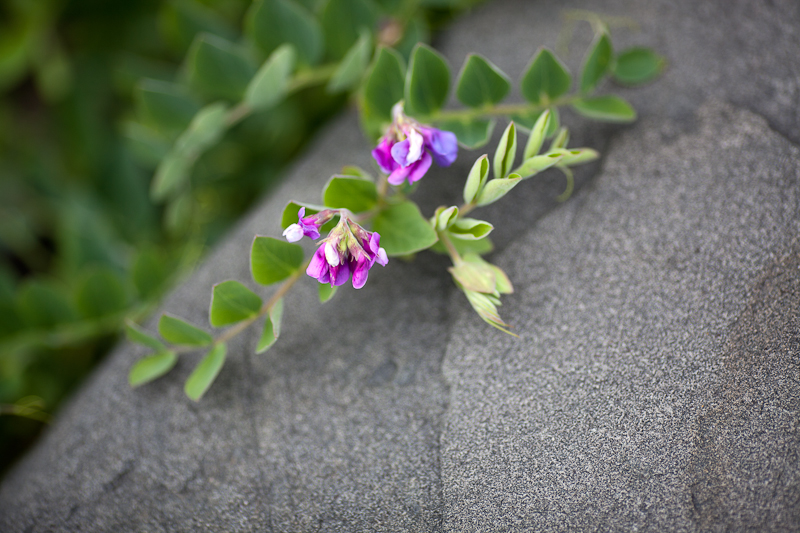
xmin=322 ymin=175 xmax=378 ymax=213
xmin=125 ymin=321 xmax=166 ymax=352
xmin=151 ymin=152 xmax=191 ymax=202
xmin=372 ymin=201 xmax=438 ymax=256
xmin=245 ymin=44 xmax=296 ymax=111
xmin=405 ymin=43 xmax=451 ymax=116
xmin=520 ymin=48 xmax=571 ymax=105
xmin=456 ymin=54 xmax=511 ymax=108
xmin=74 ymin=267 xmax=128 ymax=319
xmin=580 ymin=32 xmax=613 ymax=93
xmin=16 ymin=280 xmax=77 ymax=328
xmin=209 ymin=280 xmax=263 ymax=327
xmin=245 ymin=0 xmax=323 ymax=66
xmin=256 ymin=298 xmax=284 ymax=353
xmin=463 ymin=154 xmax=490 ymax=204
xmin=251 ymin=236 xmax=304 ymax=286
xmin=449 ymin=261 xmax=496 ymax=294
xmin=158 ymin=314 xmax=213 ymax=346
xmin=184 ymin=343 xmax=226 ymax=401
xmin=523 ymin=109 xmax=551 ymax=159
xmin=571 ymin=95 xmax=636 ymax=122
xmin=320 ymin=0 xmax=377 ymax=61
xmin=135 ymin=79 xmax=200 ymax=132
xmin=185 ymin=33 xmax=256 ymax=101
xmin=129 ymin=351 xmax=178 ymax=388
xmin=318 ymin=283 xmax=337 ymax=303
xmin=174 ymin=102 xmax=229 ymax=158
xmin=327 ymin=29 xmax=372 ymax=93
xmin=361 ymin=46 xmax=406 ymax=123
xmin=613 ymin=47 xmax=665 ymax=85
xmin=476 ymin=174 xmax=522 ymax=207
xmin=515 ymin=153 xmax=563 ymax=178
xmin=493 ymin=121 xmax=516 ymax=180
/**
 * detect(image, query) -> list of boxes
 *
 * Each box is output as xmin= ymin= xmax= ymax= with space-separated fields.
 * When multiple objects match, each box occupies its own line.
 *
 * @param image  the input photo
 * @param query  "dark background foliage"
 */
xmin=0 ymin=0 xmax=476 ymax=477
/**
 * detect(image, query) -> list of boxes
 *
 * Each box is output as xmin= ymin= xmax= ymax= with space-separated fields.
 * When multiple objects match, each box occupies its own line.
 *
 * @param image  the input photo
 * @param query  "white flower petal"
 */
xmin=283 ymin=224 xmax=304 ymax=242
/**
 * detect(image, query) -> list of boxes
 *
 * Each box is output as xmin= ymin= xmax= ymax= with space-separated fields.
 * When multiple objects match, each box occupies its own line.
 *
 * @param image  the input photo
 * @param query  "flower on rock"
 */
xmin=284 ymin=209 xmax=388 ymax=289
xmin=371 ymin=102 xmax=458 ymax=186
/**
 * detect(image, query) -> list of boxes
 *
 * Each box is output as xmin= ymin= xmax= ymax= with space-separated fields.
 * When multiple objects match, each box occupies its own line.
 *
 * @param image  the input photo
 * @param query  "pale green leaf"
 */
xmin=184 ymin=343 xmax=226 ymax=401
xmin=455 ymin=53 xmax=511 ymax=108
xmin=613 ymin=47 xmax=665 ymax=85
xmin=327 ymin=29 xmax=372 ymax=93
xmin=372 ymin=202 xmax=438 ymax=256
xmin=476 ymin=174 xmax=522 ymax=206
xmin=493 ymin=121 xmax=516 ymax=179
xmin=580 ymin=32 xmax=613 ymax=93
xmin=209 ymin=281 xmax=262 ymax=327
xmin=158 ymin=314 xmax=213 ymax=346
xmin=125 ymin=321 xmax=166 ymax=351
xmin=322 ymin=175 xmax=378 ymax=213
xmin=256 ymin=298 xmax=284 ymax=353
xmin=245 ymin=44 xmax=296 ymax=111
xmin=245 ymin=0 xmax=323 ymax=66
xmin=129 ymin=351 xmax=178 ymax=387
xmin=520 ymin=48 xmax=571 ymax=105
xmin=571 ymin=96 xmax=636 ymax=122
xmin=463 ymin=154 xmax=489 ymax=204
xmin=251 ymin=236 xmax=304 ymax=286
xmin=405 ymin=43 xmax=451 ymax=116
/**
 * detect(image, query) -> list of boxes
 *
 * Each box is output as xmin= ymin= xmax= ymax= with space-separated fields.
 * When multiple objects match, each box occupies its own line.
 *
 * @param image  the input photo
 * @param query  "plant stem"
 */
xmin=287 ymin=63 xmax=338 ymax=92
xmin=419 ymin=95 xmax=580 ymax=123
xmin=437 ymin=229 xmax=462 ymax=265
xmin=458 ymin=201 xmax=476 ymax=217
xmin=224 ymin=63 xmax=338 ymax=129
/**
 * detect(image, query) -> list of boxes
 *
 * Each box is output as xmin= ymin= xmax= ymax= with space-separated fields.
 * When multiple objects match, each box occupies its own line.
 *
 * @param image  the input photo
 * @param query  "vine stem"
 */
xmin=224 ymin=63 xmax=338 ymax=129
xmin=174 ymin=259 xmax=310 ymax=355
xmin=418 ymin=95 xmax=580 ymax=123
xmin=437 ymin=229 xmax=463 ymax=265
xmin=458 ymin=201 xmax=476 ymax=218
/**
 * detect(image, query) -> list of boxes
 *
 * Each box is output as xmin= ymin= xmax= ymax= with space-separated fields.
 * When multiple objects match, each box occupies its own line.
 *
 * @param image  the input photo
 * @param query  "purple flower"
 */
xmin=305 ymin=212 xmax=388 ymax=289
xmin=371 ymin=102 xmax=458 ymax=186
xmin=283 ymin=207 xmax=335 ymax=242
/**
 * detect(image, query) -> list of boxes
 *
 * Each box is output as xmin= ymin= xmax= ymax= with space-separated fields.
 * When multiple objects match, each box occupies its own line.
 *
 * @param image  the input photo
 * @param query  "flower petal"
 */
xmin=283 ymin=224 xmax=304 ymax=242
xmin=406 ymin=151 xmax=433 ymax=183
xmin=332 ymin=261 xmax=350 ymax=286
xmin=372 ymin=138 xmax=397 ymax=174
xmin=306 ymin=247 xmax=327 ymax=279
xmin=387 ymin=165 xmax=412 ymax=185
xmin=426 ymin=128 xmax=458 ymax=167
xmin=391 ymin=138 xmax=412 ymax=167
xmin=324 ymin=241 xmax=340 ymax=266
xmin=376 ymin=247 xmax=388 ymax=266
xmin=351 ymin=260 xmax=370 ymax=289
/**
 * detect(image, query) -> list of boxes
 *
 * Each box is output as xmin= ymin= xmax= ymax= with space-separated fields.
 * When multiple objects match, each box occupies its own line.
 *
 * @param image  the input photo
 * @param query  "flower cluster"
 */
xmin=371 ymin=102 xmax=458 ymax=186
xmin=284 ymin=209 xmax=388 ymax=289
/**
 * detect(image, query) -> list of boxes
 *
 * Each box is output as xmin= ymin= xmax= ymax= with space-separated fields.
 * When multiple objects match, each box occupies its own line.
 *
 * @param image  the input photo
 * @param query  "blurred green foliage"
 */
xmin=0 ymin=0 xmax=480 ymax=476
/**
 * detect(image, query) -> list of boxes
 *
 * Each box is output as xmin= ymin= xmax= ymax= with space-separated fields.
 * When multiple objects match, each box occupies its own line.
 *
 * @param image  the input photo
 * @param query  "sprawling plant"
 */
xmin=127 ymin=15 xmax=664 ymax=400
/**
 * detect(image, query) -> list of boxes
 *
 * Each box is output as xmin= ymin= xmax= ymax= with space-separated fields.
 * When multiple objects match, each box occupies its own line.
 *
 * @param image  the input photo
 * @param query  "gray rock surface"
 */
xmin=2 ymin=0 xmax=799 ymax=531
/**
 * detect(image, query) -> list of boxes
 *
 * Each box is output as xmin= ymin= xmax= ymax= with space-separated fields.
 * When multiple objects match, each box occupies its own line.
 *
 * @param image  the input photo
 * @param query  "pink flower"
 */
xmin=371 ymin=103 xmax=458 ymax=186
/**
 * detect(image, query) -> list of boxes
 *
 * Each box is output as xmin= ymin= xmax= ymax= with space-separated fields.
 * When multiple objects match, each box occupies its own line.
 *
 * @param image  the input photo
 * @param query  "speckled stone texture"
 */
xmin=1 ymin=0 xmax=799 ymax=531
